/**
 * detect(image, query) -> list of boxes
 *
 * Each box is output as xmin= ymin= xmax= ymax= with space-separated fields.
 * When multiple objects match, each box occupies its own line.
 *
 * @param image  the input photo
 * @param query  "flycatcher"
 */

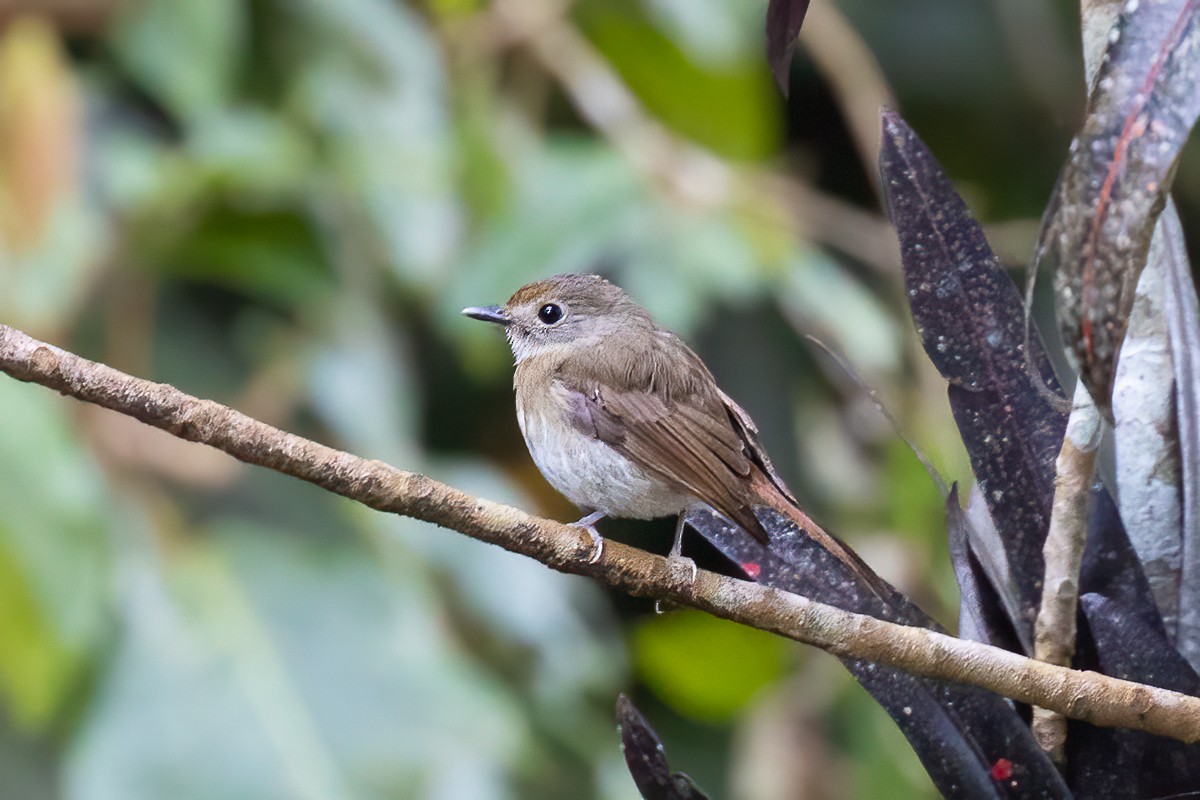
xmin=464 ymin=273 xmax=877 ymax=585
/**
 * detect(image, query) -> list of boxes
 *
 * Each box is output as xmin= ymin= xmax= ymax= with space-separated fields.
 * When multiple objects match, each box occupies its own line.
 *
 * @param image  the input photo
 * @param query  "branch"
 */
xmin=2 ymin=321 xmax=1200 ymax=744
xmin=1032 ymin=384 xmax=1103 ymax=763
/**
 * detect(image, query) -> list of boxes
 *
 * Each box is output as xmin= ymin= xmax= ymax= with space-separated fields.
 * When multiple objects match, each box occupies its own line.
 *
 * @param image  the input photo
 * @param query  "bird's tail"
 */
xmin=740 ymin=470 xmax=894 ymax=602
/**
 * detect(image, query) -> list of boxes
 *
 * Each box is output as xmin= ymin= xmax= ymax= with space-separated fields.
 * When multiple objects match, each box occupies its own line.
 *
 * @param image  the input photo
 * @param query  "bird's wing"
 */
xmin=559 ymin=373 xmax=769 ymax=542
xmin=717 ymin=388 xmax=798 ymax=505
xmin=560 ymin=341 xmax=890 ymax=597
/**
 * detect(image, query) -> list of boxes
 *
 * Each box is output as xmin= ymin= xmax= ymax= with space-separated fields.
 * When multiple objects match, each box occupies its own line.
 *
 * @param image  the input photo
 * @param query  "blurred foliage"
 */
xmin=632 ymin=612 xmax=788 ymax=724
xmin=0 ymin=0 xmax=1167 ymax=797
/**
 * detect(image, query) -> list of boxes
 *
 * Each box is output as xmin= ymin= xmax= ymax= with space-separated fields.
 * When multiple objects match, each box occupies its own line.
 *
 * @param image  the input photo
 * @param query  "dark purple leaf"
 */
xmin=1074 ymin=595 xmax=1200 ymax=798
xmin=1039 ymin=0 xmax=1200 ymax=416
xmin=765 ymin=0 xmax=811 ymax=96
xmin=1079 ymin=486 xmax=1182 ymax=644
xmin=616 ymin=694 xmax=710 ymax=800
xmin=1082 ymin=591 xmax=1200 ymax=713
xmin=1068 ymin=486 xmax=1200 ymax=798
xmin=880 ymin=108 xmax=1068 ymax=641
xmin=1063 ymin=713 xmax=1142 ymax=800
xmin=683 ymin=507 xmax=1069 ymax=800
xmin=1078 ymin=488 xmax=1200 ymax=692
xmin=683 ymin=507 xmax=913 ymax=623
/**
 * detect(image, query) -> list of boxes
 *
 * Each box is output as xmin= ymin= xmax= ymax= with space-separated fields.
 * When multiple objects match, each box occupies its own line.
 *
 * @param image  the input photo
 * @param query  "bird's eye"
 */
xmin=538 ymin=303 xmax=564 ymax=325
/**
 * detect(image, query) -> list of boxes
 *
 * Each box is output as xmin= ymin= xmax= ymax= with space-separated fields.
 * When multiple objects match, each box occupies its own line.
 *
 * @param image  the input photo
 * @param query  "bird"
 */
xmin=463 ymin=272 xmax=879 ymax=588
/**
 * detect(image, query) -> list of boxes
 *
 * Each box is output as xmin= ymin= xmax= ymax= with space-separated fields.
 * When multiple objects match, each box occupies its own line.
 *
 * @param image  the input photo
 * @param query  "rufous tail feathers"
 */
xmin=741 ymin=470 xmax=892 ymax=600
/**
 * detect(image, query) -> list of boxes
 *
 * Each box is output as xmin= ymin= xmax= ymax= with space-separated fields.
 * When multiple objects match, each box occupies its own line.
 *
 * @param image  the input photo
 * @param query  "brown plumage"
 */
xmin=465 ymin=273 xmax=881 ymax=590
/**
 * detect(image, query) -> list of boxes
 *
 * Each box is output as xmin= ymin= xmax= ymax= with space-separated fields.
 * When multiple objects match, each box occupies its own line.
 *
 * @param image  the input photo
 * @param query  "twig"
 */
xmin=1 ymin=322 xmax=1199 ymax=743
xmin=1032 ymin=384 xmax=1103 ymax=764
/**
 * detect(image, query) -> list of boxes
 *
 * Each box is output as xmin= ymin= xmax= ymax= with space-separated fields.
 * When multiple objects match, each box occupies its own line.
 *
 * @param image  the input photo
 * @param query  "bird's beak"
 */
xmin=461 ymin=305 xmax=511 ymax=325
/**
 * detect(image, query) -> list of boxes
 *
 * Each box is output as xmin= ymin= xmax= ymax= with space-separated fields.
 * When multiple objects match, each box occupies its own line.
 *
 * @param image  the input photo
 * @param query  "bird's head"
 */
xmin=463 ymin=273 xmax=653 ymax=363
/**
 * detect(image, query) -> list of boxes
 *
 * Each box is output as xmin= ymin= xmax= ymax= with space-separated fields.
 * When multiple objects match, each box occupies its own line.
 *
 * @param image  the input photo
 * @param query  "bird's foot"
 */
xmin=655 ymin=515 xmax=697 ymax=613
xmin=569 ymin=510 xmax=606 ymax=564
xmin=653 ymin=556 xmax=699 ymax=613
xmin=655 ymin=541 xmax=697 ymax=615
xmin=669 ymin=554 xmax=698 ymax=583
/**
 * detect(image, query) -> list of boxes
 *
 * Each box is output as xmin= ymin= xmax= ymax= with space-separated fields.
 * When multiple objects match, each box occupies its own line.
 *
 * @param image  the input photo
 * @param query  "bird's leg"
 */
xmin=669 ymin=514 xmax=686 ymax=558
xmin=569 ymin=510 xmax=606 ymax=564
xmin=668 ymin=514 xmax=698 ymax=580
xmin=656 ymin=514 xmax=697 ymax=614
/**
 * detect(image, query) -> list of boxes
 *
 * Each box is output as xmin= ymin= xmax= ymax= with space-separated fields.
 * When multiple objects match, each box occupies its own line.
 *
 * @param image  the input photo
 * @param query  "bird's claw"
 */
xmin=654 ymin=554 xmax=698 ymax=614
xmin=569 ymin=511 xmax=606 ymax=564
xmin=669 ymin=554 xmax=698 ymax=583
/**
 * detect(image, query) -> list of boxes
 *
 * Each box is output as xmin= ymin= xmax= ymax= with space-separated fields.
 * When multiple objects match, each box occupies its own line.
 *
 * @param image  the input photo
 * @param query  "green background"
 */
xmin=0 ymin=0 xmax=1183 ymax=797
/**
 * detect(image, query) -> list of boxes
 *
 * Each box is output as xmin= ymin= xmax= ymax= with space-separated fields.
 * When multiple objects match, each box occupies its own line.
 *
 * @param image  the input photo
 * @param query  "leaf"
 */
xmin=307 ymin=301 xmax=420 ymax=467
xmin=160 ymin=206 xmax=332 ymax=307
xmin=964 ymin=485 xmax=1033 ymax=654
xmin=445 ymin=140 xmax=768 ymax=358
xmin=110 ymin=0 xmax=245 ymax=122
xmin=0 ymin=19 xmax=103 ymax=335
xmin=0 ymin=381 xmax=112 ymax=731
xmin=1112 ymin=202 xmax=1186 ymax=639
xmin=0 ymin=540 xmax=80 ymax=728
xmin=643 ymin=0 xmax=764 ymax=67
xmin=578 ymin=1 xmax=781 ymax=160
xmin=66 ymin=523 xmax=532 ymax=798
xmin=1078 ymin=595 xmax=1200 ymax=798
xmin=1079 ymin=488 xmax=1197 ymax=685
xmin=782 ymin=249 xmax=904 ymax=374
xmin=1162 ymin=203 xmax=1200 ymax=675
xmin=765 ymin=0 xmax=811 ymax=95
xmin=1070 ymin=487 xmax=1200 ymax=798
xmin=1038 ymin=0 xmax=1200 ymax=415
xmin=880 ymin=108 xmax=1067 ymax=641
xmin=295 ymin=0 xmax=461 ymax=283
xmin=633 ymin=611 xmax=787 ymax=722
xmin=945 ymin=486 xmax=1022 ymax=652
xmin=188 ymin=109 xmax=315 ymax=196
xmin=683 ymin=507 xmax=1070 ymax=799
xmin=616 ymin=694 xmax=711 ymax=800
xmin=880 ymin=108 xmax=1200 ymax=793
xmin=1063 ymin=712 xmax=1142 ymax=800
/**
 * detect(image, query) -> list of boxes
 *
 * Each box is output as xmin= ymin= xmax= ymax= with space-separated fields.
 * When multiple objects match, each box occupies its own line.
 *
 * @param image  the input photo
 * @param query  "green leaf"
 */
xmin=157 ymin=205 xmax=331 ymax=308
xmin=187 ymin=110 xmax=314 ymax=197
xmin=633 ymin=611 xmax=788 ymax=722
xmin=0 ymin=381 xmax=113 ymax=730
xmin=111 ymin=0 xmax=245 ymax=121
xmin=0 ymin=538 xmax=79 ymax=728
xmin=293 ymin=0 xmax=461 ymax=283
xmin=643 ymin=0 xmax=765 ymax=66
xmin=455 ymin=79 xmax=515 ymax=224
xmin=880 ymin=438 xmax=947 ymax=545
xmin=578 ymin=1 xmax=781 ymax=161
xmin=444 ymin=140 xmax=647 ymax=377
xmin=831 ymin=679 xmax=940 ymax=799
xmin=67 ymin=523 xmax=529 ymax=798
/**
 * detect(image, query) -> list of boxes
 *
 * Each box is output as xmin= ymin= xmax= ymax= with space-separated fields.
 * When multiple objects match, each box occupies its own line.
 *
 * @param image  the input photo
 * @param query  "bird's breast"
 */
xmin=515 ymin=379 xmax=689 ymax=519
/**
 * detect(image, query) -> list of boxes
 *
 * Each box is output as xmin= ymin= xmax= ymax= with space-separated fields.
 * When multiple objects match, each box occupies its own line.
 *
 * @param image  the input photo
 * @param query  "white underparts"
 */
xmin=517 ymin=386 xmax=690 ymax=519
